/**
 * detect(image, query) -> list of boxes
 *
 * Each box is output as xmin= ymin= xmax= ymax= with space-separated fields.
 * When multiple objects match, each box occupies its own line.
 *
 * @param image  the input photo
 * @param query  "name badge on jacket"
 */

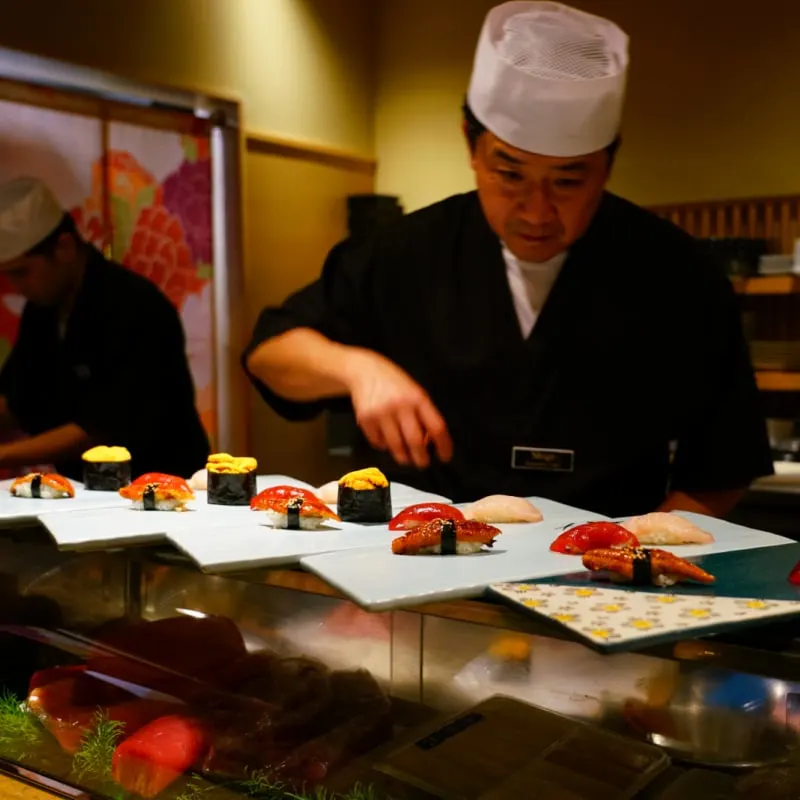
xmin=512 ymin=446 xmax=574 ymax=473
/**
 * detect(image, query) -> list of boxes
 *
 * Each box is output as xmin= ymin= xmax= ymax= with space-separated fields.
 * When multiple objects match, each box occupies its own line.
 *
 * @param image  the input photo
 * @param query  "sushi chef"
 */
xmin=243 ymin=1 xmax=773 ymax=518
xmin=0 ymin=176 xmax=210 ymax=481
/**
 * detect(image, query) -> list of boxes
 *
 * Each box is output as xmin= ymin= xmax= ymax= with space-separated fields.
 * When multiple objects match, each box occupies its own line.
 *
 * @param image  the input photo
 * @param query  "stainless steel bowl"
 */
xmin=626 ymin=667 xmax=800 ymax=769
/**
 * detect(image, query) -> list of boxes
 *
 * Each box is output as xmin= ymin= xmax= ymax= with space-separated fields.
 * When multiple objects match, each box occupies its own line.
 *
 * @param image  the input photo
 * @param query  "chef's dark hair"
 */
xmin=462 ymin=99 xmax=621 ymax=166
xmin=25 ymin=213 xmax=79 ymax=258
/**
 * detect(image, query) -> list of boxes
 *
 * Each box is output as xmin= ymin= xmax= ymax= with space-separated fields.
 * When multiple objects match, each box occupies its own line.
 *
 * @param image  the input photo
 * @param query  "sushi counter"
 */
xmin=1 ymin=457 xmax=800 ymax=798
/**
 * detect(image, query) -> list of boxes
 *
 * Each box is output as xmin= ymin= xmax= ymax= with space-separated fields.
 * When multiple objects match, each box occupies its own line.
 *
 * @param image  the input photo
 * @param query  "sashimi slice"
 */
xmin=463 ymin=495 xmax=543 ymax=524
xmin=622 ymin=512 xmax=714 ymax=545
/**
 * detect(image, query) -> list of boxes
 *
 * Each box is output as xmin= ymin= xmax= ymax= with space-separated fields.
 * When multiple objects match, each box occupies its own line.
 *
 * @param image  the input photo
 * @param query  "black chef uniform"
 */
xmin=243 ymin=191 xmax=773 ymax=517
xmin=0 ymin=246 xmax=210 ymax=480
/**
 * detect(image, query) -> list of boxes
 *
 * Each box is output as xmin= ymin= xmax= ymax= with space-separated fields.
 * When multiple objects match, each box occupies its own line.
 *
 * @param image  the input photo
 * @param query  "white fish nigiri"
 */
xmin=622 ymin=512 xmax=714 ymax=545
xmin=316 ymin=480 xmax=339 ymax=505
xmin=463 ymin=495 xmax=543 ymax=524
xmin=188 ymin=468 xmax=208 ymax=491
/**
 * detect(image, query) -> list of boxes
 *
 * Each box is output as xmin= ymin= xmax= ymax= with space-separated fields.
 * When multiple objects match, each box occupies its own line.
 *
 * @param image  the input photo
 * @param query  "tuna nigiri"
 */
xmin=463 ymin=495 xmax=543 ymax=524
xmin=251 ymin=488 xmax=340 ymax=529
xmin=10 ymin=472 xmax=74 ymax=499
xmin=622 ymin=512 xmax=714 ymax=545
xmin=392 ymin=518 xmax=501 ymax=555
xmin=389 ymin=502 xmax=464 ymax=531
xmin=550 ymin=521 xmax=639 ymax=554
xmin=120 ymin=475 xmax=195 ymax=511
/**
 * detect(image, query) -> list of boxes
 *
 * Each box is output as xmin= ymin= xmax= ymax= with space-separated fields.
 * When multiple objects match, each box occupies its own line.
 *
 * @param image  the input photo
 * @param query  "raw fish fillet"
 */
xmin=316 ymin=481 xmax=339 ymax=505
xmin=622 ymin=512 xmax=714 ymax=545
xmin=463 ymin=494 xmax=543 ymax=524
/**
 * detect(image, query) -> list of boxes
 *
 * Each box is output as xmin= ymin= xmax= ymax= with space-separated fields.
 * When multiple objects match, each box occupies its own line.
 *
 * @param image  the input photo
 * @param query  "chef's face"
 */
xmin=469 ymin=130 xmax=612 ymax=262
xmin=0 ymin=233 xmax=78 ymax=306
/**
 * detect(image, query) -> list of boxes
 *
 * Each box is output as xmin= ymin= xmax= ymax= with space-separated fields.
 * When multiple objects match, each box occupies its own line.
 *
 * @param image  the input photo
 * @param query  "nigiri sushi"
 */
xmin=316 ymin=480 xmax=339 ymax=505
xmin=550 ymin=521 xmax=639 ymax=554
xmin=337 ymin=467 xmax=392 ymax=523
xmin=389 ymin=502 xmax=464 ymax=531
xmin=10 ymin=472 xmax=75 ymax=499
xmin=463 ymin=495 xmax=543 ymax=524
xmin=132 ymin=473 xmax=192 ymax=491
xmin=251 ymin=488 xmax=340 ymax=530
xmin=392 ymin=518 xmax=501 ymax=555
xmin=622 ymin=512 xmax=714 ymax=545
xmin=582 ymin=547 xmax=716 ymax=587
xmin=119 ymin=475 xmax=194 ymax=511
xmin=189 ymin=469 xmax=208 ymax=491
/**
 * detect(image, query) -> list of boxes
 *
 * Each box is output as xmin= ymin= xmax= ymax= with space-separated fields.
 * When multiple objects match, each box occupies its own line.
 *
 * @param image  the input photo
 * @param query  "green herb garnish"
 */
xmin=0 ymin=689 xmax=41 ymax=760
xmin=72 ymin=709 xmax=126 ymax=783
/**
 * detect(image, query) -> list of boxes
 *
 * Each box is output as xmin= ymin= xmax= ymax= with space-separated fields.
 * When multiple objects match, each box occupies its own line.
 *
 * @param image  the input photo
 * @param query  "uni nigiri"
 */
xmin=251 ymin=488 xmax=339 ymax=529
xmin=392 ymin=518 xmax=501 ymax=555
xmin=550 ymin=521 xmax=639 ymax=554
xmin=10 ymin=472 xmax=75 ymax=499
xmin=389 ymin=502 xmax=465 ymax=531
xmin=119 ymin=475 xmax=194 ymax=511
xmin=337 ymin=467 xmax=392 ymax=523
xmin=463 ymin=495 xmax=543 ymax=524
xmin=622 ymin=512 xmax=714 ymax=545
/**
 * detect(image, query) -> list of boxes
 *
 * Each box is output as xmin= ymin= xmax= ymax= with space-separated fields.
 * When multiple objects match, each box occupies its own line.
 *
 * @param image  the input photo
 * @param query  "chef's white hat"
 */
xmin=0 ymin=176 xmax=65 ymax=263
xmin=467 ymin=1 xmax=629 ymax=157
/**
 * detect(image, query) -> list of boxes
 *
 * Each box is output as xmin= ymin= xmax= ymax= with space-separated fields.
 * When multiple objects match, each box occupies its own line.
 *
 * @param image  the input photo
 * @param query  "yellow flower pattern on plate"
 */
xmin=490 ymin=583 xmax=800 ymax=648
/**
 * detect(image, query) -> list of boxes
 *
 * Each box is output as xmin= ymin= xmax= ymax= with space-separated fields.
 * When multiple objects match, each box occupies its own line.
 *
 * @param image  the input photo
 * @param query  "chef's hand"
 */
xmin=344 ymin=349 xmax=453 ymax=469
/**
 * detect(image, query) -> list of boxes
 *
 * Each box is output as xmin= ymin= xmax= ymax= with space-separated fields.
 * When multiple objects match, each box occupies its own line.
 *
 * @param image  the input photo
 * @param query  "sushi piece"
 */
xmin=337 ymin=467 xmax=392 ymax=523
xmin=622 ymin=512 xmax=714 ymax=545
xmin=250 ymin=484 xmax=323 ymax=510
xmin=82 ymin=445 xmax=132 ymax=491
xmin=120 ymin=475 xmax=195 ymax=511
xmin=582 ymin=547 xmax=716 ymax=587
xmin=389 ymin=502 xmax=464 ymax=531
xmin=392 ymin=518 xmax=501 ymax=555
xmin=463 ymin=494 xmax=543 ymax=524
xmin=188 ymin=468 xmax=208 ymax=491
xmin=251 ymin=488 xmax=340 ymax=529
xmin=550 ymin=521 xmax=639 ymax=555
xmin=316 ymin=480 xmax=339 ymax=505
xmin=206 ymin=453 xmax=258 ymax=506
xmin=10 ymin=472 xmax=74 ymax=499
xmin=133 ymin=473 xmax=192 ymax=492
xmin=789 ymin=561 xmax=800 ymax=586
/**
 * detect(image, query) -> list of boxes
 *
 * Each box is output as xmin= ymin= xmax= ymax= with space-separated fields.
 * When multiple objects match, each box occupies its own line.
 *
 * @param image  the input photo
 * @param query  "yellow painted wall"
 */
xmin=0 ymin=0 xmax=376 ymax=154
xmin=375 ymin=0 xmax=800 ymax=212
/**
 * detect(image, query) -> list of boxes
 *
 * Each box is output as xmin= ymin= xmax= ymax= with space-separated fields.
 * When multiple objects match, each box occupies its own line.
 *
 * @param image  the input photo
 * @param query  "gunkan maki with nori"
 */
xmin=337 ymin=467 xmax=392 ymax=523
xmin=206 ymin=453 xmax=258 ymax=505
xmin=82 ymin=446 xmax=132 ymax=491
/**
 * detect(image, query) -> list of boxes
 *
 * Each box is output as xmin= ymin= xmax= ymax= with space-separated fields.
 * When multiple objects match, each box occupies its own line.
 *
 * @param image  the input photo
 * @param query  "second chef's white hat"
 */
xmin=467 ymin=1 xmax=629 ymax=157
xmin=0 ymin=176 xmax=64 ymax=263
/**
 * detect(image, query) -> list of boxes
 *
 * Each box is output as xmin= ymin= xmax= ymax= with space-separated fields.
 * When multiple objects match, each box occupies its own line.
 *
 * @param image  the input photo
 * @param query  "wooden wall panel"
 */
xmin=242 ymin=141 xmax=375 ymax=485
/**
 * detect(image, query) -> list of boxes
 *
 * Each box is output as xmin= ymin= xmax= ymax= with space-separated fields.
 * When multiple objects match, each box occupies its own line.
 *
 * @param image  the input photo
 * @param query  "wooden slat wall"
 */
xmin=648 ymin=195 xmax=800 ymax=255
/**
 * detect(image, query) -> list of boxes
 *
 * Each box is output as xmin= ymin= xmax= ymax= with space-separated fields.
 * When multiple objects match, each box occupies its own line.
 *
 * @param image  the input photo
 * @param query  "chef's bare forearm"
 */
xmin=0 ymin=423 xmax=91 ymax=467
xmin=658 ymin=488 xmax=746 ymax=519
xmin=246 ymin=328 xmax=365 ymax=401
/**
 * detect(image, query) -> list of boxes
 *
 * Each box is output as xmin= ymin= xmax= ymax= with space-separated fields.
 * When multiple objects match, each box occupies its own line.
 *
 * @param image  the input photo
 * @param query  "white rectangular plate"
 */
xmin=0 ymin=478 xmax=126 ymax=525
xmin=300 ymin=505 xmax=792 ymax=611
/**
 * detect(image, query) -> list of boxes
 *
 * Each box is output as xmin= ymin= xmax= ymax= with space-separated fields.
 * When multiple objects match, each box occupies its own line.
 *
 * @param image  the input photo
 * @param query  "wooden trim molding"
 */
xmin=245 ymin=130 xmax=376 ymax=175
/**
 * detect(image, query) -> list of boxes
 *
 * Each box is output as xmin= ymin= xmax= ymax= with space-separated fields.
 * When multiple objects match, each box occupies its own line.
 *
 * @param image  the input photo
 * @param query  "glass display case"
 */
xmin=1 ymin=535 xmax=800 ymax=800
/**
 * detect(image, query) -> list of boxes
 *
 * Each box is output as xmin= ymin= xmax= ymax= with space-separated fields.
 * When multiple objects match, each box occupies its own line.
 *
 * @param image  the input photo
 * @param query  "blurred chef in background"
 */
xmin=243 ymin=1 xmax=772 ymax=518
xmin=0 ymin=176 xmax=209 ymax=480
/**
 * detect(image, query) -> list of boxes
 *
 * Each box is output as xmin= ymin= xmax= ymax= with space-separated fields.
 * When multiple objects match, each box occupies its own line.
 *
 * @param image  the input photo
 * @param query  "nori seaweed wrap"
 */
xmin=206 ymin=454 xmax=258 ymax=506
xmin=337 ymin=467 xmax=392 ymax=523
xmin=82 ymin=446 xmax=132 ymax=491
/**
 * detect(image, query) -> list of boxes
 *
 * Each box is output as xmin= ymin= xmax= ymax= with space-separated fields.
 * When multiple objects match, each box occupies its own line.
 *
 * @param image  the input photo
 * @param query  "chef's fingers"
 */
xmin=360 ymin=419 xmax=387 ymax=452
xmin=378 ymin=415 xmax=411 ymax=466
xmin=417 ymin=399 xmax=453 ymax=462
xmin=397 ymin=407 xmax=430 ymax=469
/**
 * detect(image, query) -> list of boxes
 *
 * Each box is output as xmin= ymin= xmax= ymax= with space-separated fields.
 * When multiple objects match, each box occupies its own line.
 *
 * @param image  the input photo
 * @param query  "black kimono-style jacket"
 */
xmin=243 ymin=191 xmax=773 ymax=516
